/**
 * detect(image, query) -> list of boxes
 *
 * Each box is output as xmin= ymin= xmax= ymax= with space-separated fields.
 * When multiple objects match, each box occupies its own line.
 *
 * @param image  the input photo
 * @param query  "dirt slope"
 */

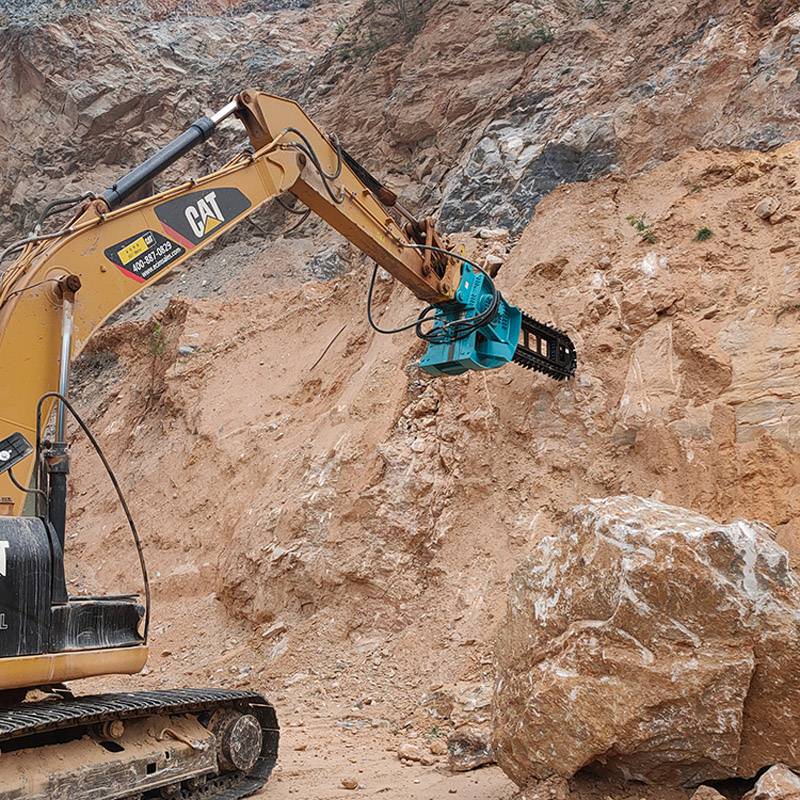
xmin=67 ymin=141 xmax=800 ymax=798
xmin=4 ymin=0 xmax=800 ymax=797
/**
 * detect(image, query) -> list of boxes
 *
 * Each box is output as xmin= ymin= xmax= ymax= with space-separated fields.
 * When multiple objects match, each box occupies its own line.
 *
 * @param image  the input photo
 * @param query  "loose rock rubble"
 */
xmin=754 ymin=196 xmax=782 ymax=220
xmin=448 ymin=728 xmax=496 ymax=772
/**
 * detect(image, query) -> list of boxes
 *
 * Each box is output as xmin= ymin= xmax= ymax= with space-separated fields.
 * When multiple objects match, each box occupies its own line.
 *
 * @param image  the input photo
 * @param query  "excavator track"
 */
xmin=513 ymin=312 xmax=577 ymax=380
xmin=0 ymin=688 xmax=279 ymax=800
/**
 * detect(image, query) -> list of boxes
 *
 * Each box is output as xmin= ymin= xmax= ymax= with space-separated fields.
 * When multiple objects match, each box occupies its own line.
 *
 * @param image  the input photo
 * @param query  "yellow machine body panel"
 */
xmin=0 ymin=148 xmax=301 ymax=513
xmin=0 ymin=646 xmax=149 ymax=691
xmin=0 ymin=91 xmax=462 ymax=515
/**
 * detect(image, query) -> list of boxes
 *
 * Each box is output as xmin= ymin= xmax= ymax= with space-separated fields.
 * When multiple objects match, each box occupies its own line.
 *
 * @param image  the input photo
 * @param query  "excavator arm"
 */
xmin=0 ymin=90 xmax=576 ymax=515
xmin=0 ymin=90 xmax=576 ymax=800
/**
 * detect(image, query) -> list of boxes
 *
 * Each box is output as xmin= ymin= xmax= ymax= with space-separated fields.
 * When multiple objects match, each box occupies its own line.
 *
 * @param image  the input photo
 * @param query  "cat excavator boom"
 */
xmin=0 ymin=91 xmax=576 ymax=800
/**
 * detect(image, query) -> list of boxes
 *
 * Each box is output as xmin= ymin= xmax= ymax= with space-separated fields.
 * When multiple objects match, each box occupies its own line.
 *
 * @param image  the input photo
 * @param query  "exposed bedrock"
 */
xmin=493 ymin=495 xmax=800 ymax=788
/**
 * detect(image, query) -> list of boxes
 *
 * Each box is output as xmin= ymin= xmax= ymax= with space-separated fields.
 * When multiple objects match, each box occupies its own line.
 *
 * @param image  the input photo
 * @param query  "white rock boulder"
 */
xmin=493 ymin=496 xmax=800 ymax=787
xmin=744 ymin=764 xmax=800 ymax=800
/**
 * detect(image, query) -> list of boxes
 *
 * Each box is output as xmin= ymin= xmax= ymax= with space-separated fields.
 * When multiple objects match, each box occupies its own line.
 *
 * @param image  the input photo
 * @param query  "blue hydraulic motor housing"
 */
xmin=419 ymin=263 xmax=522 ymax=376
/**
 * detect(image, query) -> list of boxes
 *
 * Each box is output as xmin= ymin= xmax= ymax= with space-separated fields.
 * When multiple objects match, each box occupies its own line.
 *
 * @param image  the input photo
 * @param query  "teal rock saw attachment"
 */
xmin=418 ymin=263 xmax=577 ymax=380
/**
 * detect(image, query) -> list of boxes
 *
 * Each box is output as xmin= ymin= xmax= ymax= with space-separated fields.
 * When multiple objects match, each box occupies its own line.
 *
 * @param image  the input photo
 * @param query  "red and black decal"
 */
xmin=104 ymin=229 xmax=185 ymax=283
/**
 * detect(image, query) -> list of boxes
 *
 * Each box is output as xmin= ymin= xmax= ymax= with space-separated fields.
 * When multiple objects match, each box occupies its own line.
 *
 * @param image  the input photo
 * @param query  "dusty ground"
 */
xmin=259 ymin=728 xmax=516 ymax=799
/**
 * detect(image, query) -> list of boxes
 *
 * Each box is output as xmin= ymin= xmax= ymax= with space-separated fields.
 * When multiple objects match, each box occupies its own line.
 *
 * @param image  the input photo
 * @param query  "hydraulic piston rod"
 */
xmin=100 ymin=99 xmax=240 ymax=211
xmin=46 ymin=275 xmax=81 ymax=545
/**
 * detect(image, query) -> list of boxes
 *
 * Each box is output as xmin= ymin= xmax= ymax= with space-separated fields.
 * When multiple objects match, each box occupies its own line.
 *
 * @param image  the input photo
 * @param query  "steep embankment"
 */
xmin=308 ymin=0 xmax=800 ymax=233
xmin=3 ymin=1 xmax=800 ymax=797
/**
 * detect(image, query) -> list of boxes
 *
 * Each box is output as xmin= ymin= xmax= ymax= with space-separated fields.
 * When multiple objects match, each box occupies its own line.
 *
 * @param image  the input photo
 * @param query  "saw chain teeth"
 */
xmin=512 ymin=312 xmax=577 ymax=380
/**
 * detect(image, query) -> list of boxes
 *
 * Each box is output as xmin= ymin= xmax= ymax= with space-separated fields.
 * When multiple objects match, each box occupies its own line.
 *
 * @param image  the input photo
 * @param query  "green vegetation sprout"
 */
xmin=695 ymin=227 xmax=713 ymax=242
xmin=626 ymin=215 xmax=657 ymax=244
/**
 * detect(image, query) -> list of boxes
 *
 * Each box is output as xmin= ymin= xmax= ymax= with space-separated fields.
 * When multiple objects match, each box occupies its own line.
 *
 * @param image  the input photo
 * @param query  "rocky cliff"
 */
xmin=3 ymin=1 xmax=800 ymax=798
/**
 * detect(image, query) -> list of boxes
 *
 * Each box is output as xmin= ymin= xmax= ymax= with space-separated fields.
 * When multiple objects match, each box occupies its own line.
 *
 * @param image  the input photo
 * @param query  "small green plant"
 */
xmin=622 ymin=0 xmax=633 ymax=11
xmin=695 ymin=226 xmax=713 ymax=242
xmin=495 ymin=11 xmax=554 ymax=52
xmin=149 ymin=322 xmax=166 ymax=358
xmin=626 ymin=214 xmax=657 ymax=244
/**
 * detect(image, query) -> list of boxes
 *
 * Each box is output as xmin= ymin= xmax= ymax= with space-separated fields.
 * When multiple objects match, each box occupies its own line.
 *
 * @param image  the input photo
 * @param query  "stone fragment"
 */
xmin=484 ymin=252 xmax=505 ymax=276
xmin=397 ymin=742 xmax=425 ymax=762
xmin=476 ymin=227 xmax=510 ymax=241
xmin=340 ymin=777 xmax=359 ymax=790
xmin=691 ymin=787 xmax=727 ymax=800
xmin=447 ymin=728 xmax=495 ymax=771
xmin=430 ymin=738 xmax=448 ymax=756
xmin=261 ymin=620 xmax=288 ymax=640
xmin=744 ymin=764 xmax=800 ymax=800
xmin=754 ymin=196 xmax=781 ymax=219
xmin=493 ymin=496 xmax=800 ymax=787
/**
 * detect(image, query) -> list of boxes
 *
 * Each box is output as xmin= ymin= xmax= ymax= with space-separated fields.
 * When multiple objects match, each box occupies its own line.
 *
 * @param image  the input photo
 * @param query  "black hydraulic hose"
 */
xmin=34 ymin=192 xmax=94 ymax=233
xmin=366 ymin=263 xmax=434 ymax=335
xmin=7 ymin=466 xmax=47 ymax=506
xmin=284 ymin=127 xmax=345 ymax=204
xmin=0 ymin=230 xmax=75 ymax=274
xmin=366 ymin=245 xmax=501 ymax=345
xmin=276 ymin=195 xmax=309 ymax=215
xmin=35 ymin=392 xmax=151 ymax=643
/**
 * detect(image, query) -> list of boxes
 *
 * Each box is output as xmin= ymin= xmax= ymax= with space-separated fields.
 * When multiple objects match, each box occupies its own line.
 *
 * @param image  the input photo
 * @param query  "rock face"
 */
xmin=311 ymin=1 xmax=800 ymax=233
xmin=0 ymin=0 xmax=336 ymax=240
xmin=493 ymin=496 xmax=800 ymax=787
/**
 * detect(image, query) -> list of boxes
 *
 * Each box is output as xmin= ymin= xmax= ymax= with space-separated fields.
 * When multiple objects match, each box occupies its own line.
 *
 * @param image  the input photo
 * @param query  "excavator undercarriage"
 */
xmin=0 ymin=689 xmax=279 ymax=799
xmin=0 ymin=466 xmax=279 ymax=800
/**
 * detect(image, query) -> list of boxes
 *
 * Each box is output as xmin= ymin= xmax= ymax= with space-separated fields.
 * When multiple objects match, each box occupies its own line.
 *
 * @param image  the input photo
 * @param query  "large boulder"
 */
xmin=493 ymin=496 xmax=800 ymax=788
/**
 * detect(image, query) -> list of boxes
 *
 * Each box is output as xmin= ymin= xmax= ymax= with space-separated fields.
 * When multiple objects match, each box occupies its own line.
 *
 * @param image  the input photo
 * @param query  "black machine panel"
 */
xmin=0 ymin=517 xmax=51 ymax=657
xmin=0 ymin=432 xmax=33 ymax=474
xmin=0 ymin=516 xmax=143 ymax=660
xmin=51 ymin=599 xmax=144 ymax=652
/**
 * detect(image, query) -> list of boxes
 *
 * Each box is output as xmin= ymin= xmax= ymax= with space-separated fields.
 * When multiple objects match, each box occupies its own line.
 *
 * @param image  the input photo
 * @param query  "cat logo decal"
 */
xmin=155 ymin=187 xmax=251 ymax=247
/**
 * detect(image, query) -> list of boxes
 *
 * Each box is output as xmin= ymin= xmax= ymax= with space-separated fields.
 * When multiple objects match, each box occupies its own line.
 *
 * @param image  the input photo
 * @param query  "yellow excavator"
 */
xmin=0 ymin=90 xmax=575 ymax=799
